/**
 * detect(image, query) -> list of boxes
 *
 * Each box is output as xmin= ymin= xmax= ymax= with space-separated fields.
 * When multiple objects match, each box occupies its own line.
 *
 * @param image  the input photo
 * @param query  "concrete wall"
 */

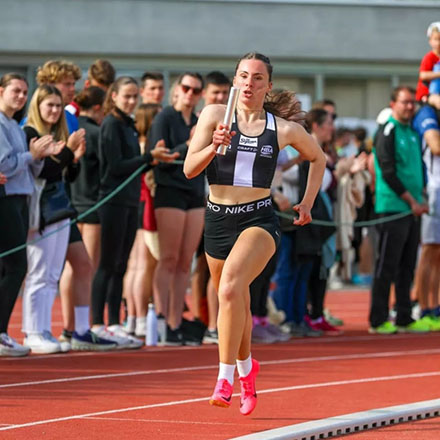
xmin=0 ymin=0 xmax=433 ymax=119
xmin=0 ymin=0 xmax=435 ymax=61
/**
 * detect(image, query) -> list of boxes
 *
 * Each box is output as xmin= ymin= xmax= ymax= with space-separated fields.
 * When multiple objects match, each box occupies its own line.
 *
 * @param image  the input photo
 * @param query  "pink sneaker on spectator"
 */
xmin=304 ymin=315 xmax=321 ymax=332
xmin=239 ymin=359 xmax=260 ymax=416
xmin=209 ymin=379 xmax=233 ymax=408
xmin=306 ymin=316 xmax=342 ymax=335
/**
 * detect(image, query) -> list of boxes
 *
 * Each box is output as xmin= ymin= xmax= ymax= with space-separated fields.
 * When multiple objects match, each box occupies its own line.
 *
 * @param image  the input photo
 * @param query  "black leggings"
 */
xmin=369 ymin=215 xmax=419 ymax=327
xmin=91 ymin=204 xmax=138 ymax=326
xmin=308 ymin=255 xmax=328 ymax=320
xmin=250 ymin=253 xmax=278 ymax=317
xmin=0 ymin=196 xmax=28 ymax=333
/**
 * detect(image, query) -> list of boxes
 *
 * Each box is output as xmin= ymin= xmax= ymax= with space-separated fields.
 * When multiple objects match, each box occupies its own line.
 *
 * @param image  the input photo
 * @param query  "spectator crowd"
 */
xmin=1 ymin=22 xmax=440 ymax=357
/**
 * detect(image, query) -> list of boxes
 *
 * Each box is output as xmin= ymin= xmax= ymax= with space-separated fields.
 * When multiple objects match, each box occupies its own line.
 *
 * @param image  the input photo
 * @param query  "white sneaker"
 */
xmin=0 ymin=333 xmax=30 ymax=357
xmin=107 ymin=325 xmax=143 ymax=349
xmin=92 ymin=325 xmax=139 ymax=349
xmin=24 ymin=333 xmax=61 ymax=354
xmin=43 ymin=330 xmax=70 ymax=352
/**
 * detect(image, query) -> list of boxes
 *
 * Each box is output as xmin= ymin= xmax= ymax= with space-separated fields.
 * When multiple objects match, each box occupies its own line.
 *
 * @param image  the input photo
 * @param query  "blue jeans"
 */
xmin=270 ymin=232 xmax=313 ymax=324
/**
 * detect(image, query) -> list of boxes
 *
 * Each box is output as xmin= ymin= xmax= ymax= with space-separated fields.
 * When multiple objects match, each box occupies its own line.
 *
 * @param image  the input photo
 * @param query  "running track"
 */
xmin=2 ymin=289 xmax=439 ymax=439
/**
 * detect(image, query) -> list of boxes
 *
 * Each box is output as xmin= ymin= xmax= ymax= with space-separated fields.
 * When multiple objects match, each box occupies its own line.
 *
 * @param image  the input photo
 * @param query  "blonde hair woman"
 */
xmin=21 ymin=85 xmax=106 ymax=354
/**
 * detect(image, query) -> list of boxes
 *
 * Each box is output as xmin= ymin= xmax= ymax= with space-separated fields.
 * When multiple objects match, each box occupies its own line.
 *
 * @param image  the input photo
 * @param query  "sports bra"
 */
xmin=206 ymin=111 xmax=279 ymax=188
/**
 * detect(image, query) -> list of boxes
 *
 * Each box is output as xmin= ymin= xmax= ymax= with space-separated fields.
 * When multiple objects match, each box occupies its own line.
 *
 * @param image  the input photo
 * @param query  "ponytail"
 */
xmin=264 ymin=90 xmax=305 ymax=126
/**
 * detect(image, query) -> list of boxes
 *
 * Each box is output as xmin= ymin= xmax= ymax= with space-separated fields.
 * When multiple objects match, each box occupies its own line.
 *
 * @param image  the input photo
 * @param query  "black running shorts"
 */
xmin=204 ymin=196 xmax=280 ymax=260
xmin=154 ymin=185 xmax=205 ymax=211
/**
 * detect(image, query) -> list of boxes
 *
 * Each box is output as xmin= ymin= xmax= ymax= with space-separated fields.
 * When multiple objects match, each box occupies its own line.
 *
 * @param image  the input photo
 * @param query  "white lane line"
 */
xmin=84 ymin=416 xmax=241 ymax=426
xmin=290 ymin=333 xmax=438 ymax=345
xmin=1 ymin=332 xmax=437 ymax=362
xmin=257 ymin=371 xmax=440 ymax=395
xmin=1 ymin=370 xmax=440 ymax=432
xmin=2 ymin=348 xmax=440 ymax=389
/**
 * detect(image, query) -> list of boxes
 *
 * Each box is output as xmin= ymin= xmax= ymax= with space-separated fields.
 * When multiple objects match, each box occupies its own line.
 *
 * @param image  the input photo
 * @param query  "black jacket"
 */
xmin=99 ymin=108 xmax=153 ymax=207
xmin=69 ymin=116 xmax=100 ymax=213
xmin=148 ymin=106 xmax=204 ymax=197
xmin=23 ymin=126 xmax=75 ymax=184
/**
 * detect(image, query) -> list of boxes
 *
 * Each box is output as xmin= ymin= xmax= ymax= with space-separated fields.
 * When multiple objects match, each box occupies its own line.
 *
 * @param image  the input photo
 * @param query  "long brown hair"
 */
xmin=135 ymin=103 xmax=160 ymax=153
xmin=27 ymin=85 xmax=69 ymax=142
xmin=135 ymin=103 xmax=160 ymax=139
xmin=103 ymin=76 xmax=138 ymax=117
xmin=235 ymin=52 xmax=305 ymax=126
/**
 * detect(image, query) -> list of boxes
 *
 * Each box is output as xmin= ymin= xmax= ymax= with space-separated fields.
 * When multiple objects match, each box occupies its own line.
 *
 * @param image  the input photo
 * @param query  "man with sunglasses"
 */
xmin=148 ymin=72 xmax=205 ymax=346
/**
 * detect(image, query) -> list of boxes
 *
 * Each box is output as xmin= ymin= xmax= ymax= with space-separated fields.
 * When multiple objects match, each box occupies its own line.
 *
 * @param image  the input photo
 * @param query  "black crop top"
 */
xmin=206 ymin=111 xmax=279 ymax=188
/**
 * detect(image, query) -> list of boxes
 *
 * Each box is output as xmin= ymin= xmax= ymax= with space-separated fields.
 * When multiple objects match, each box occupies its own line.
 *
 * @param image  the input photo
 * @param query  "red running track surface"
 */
xmin=1 ymin=289 xmax=440 ymax=440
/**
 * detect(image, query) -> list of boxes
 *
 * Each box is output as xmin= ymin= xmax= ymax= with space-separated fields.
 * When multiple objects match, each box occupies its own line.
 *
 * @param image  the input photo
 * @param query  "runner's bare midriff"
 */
xmin=209 ymin=184 xmax=270 ymax=205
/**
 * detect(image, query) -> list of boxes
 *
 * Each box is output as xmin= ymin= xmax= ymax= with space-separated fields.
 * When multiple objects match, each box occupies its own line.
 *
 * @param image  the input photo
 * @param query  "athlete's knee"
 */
xmin=218 ymin=278 xmax=243 ymax=304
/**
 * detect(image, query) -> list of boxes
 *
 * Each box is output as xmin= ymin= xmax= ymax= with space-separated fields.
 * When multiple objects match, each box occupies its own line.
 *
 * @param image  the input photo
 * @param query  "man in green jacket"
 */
xmin=369 ymin=86 xmax=429 ymax=334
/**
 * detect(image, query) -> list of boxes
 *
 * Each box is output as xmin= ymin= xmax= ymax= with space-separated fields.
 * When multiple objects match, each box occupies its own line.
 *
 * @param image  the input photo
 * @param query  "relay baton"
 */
xmin=216 ymin=86 xmax=240 ymax=155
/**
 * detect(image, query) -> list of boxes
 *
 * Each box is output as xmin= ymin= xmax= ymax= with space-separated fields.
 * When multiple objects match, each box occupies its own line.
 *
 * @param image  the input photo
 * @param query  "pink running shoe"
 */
xmin=209 ymin=379 xmax=233 ymax=408
xmin=239 ymin=359 xmax=260 ymax=416
xmin=308 ymin=316 xmax=343 ymax=335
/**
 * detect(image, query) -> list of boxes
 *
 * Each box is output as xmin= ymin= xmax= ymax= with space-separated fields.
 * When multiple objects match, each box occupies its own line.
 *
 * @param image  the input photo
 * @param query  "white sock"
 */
xmin=135 ymin=316 xmax=146 ymax=335
xmin=74 ymin=306 xmax=90 ymax=336
xmin=126 ymin=316 xmax=136 ymax=333
xmin=236 ymin=354 xmax=252 ymax=378
xmin=217 ymin=362 xmax=236 ymax=386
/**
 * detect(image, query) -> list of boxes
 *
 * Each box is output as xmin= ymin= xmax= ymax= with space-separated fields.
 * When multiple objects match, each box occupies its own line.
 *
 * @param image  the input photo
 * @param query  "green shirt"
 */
xmin=373 ymin=116 xmax=424 ymax=213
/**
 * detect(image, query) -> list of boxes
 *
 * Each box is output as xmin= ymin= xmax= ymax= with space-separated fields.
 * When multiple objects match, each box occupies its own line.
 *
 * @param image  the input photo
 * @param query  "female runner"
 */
xmin=184 ymin=52 xmax=326 ymax=415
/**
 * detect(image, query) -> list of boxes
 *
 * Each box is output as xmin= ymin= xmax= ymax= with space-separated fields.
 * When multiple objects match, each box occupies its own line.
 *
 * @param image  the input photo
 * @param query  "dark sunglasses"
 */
xmin=330 ymin=113 xmax=337 ymax=121
xmin=181 ymin=84 xmax=202 ymax=95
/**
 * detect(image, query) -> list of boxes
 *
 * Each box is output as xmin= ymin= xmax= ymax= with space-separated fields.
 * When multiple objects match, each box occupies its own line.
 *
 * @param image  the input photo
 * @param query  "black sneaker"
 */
xmin=71 ymin=330 xmax=117 ymax=351
xmin=183 ymin=332 xmax=202 ymax=346
xmin=165 ymin=325 xmax=184 ymax=346
xmin=58 ymin=329 xmax=73 ymax=344
xmin=203 ymin=329 xmax=219 ymax=344
xmin=181 ymin=318 xmax=206 ymax=346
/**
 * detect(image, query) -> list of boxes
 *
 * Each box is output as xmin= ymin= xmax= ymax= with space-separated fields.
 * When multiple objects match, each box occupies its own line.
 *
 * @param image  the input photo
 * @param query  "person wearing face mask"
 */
xmin=148 ymin=72 xmax=206 ymax=346
xmin=184 ymin=52 xmax=325 ymax=415
xmin=90 ymin=76 xmax=178 ymax=348
xmin=0 ymin=73 xmax=54 ymax=357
